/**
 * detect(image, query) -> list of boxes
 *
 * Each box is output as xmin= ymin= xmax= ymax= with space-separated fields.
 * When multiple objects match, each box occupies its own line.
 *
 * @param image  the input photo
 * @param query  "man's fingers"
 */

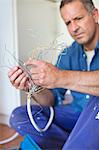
xmin=8 ymin=66 xmax=19 ymax=77
xmin=9 ymin=69 xmax=23 ymax=83
xmin=14 ymin=73 xmax=26 ymax=86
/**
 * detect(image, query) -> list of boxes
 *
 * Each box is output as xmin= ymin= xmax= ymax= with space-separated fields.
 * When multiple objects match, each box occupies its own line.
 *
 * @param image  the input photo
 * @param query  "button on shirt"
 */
xmin=51 ymin=41 xmax=99 ymax=112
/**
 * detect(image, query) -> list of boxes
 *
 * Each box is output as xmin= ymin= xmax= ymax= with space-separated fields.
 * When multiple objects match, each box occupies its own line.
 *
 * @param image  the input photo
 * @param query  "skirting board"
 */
xmin=0 ymin=114 xmax=10 ymax=126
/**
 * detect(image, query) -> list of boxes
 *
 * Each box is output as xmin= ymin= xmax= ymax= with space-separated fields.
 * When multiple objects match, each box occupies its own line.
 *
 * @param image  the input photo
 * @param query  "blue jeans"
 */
xmin=10 ymin=105 xmax=80 ymax=150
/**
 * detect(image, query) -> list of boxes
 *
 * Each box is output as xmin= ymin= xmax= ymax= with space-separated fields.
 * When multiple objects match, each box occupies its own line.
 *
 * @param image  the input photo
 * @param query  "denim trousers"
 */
xmin=10 ymin=104 xmax=80 ymax=150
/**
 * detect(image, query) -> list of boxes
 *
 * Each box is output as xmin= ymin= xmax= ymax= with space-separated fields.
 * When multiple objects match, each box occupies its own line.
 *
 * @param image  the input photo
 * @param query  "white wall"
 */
xmin=0 ymin=0 xmax=20 ymax=124
xmin=17 ymin=0 xmax=59 ymax=60
xmin=93 ymin=0 xmax=99 ymax=7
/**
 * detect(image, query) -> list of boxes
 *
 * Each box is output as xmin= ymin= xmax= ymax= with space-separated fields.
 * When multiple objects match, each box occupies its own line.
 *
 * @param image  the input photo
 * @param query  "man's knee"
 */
xmin=9 ymin=105 xmax=40 ymax=129
xmin=9 ymin=106 xmax=24 ymax=128
xmin=9 ymin=107 xmax=18 ymax=128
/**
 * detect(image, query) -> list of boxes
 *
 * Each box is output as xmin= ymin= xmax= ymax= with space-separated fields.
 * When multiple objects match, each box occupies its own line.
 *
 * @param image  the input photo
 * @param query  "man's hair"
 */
xmin=60 ymin=0 xmax=95 ymax=13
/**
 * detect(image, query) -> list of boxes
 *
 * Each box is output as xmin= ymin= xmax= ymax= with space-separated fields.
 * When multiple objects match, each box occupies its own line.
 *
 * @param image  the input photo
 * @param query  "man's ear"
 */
xmin=92 ymin=8 xmax=99 ymax=24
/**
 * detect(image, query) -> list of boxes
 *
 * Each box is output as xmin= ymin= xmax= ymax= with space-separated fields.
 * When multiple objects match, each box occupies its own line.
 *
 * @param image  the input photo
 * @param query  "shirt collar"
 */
xmin=80 ymin=41 xmax=99 ymax=54
xmin=96 ymin=41 xmax=99 ymax=49
xmin=94 ymin=41 xmax=99 ymax=53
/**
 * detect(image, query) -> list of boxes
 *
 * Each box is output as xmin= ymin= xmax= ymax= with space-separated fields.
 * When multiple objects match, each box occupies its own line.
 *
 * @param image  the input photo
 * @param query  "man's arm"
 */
xmin=57 ymin=70 xmax=99 ymax=96
xmin=31 ymin=89 xmax=55 ymax=106
xmin=26 ymin=59 xmax=99 ymax=96
xmin=8 ymin=60 xmax=99 ymax=107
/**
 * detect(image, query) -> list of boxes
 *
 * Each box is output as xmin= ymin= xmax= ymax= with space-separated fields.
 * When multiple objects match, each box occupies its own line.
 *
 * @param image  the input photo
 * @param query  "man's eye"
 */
xmin=76 ymin=17 xmax=83 ymax=20
xmin=66 ymin=21 xmax=70 ymax=26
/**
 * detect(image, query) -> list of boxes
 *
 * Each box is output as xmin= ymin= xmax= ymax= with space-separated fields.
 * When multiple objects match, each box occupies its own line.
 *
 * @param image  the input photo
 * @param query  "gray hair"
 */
xmin=60 ymin=0 xmax=95 ymax=13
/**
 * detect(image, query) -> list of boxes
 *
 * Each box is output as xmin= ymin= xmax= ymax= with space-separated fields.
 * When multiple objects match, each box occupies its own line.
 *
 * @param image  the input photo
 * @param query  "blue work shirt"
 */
xmin=52 ymin=41 xmax=99 ymax=112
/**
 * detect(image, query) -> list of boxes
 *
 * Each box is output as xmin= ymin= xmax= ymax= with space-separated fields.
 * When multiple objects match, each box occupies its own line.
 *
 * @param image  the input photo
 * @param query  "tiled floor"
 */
xmin=0 ymin=124 xmax=23 ymax=150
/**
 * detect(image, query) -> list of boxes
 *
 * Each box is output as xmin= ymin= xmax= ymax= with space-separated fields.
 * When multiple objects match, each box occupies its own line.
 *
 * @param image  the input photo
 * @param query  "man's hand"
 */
xmin=25 ymin=58 xmax=60 ymax=89
xmin=8 ymin=64 xmax=55 ymax=106
xmin=8 ymin=66 xmax=30 ymax=91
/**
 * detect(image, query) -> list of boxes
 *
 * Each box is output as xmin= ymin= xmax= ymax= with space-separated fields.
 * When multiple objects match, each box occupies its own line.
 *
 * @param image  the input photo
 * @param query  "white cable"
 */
xmin=27 ymin=93 xmax=54 ymax=133
xmin=0 ymin=132 xmax=19 ymax=145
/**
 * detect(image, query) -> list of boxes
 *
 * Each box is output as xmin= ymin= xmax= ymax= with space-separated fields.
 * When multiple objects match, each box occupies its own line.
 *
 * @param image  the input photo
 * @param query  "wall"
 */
xmin=0 ymin=0 xmax=20 ymax=124
xmin=93 ymin=0 xmax=99 ymax=6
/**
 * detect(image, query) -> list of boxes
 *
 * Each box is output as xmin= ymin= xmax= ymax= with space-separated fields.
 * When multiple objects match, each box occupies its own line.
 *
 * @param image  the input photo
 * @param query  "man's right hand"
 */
xmin=8 ymin=66 xmax=30 ymax=92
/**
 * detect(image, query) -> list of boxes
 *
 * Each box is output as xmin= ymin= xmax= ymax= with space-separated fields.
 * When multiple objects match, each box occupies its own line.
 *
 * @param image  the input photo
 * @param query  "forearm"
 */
xmin=31 ymin=89 xmax=55 ymax=106
xmin=57 ymin=70 xmax=99 ymax=96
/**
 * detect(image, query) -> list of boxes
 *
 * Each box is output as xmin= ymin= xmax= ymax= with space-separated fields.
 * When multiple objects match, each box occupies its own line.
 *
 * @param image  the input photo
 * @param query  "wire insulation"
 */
xmin=0 ymin=132 xmax=19 ymax=145
xmin=27 ymin=93 xmax=54 ymax=133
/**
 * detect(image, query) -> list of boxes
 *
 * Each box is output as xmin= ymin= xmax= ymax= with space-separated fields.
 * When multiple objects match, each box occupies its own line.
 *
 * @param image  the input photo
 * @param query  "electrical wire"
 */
xmin=0 ymin=132 xmax=19 ymax=145
xmin=27 ymin=91 xmax=54 ymax=133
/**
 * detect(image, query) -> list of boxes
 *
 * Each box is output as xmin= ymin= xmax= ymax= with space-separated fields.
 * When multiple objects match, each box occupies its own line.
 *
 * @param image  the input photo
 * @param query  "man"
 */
xmin=8 ymin=0 xmax=99 ymax=149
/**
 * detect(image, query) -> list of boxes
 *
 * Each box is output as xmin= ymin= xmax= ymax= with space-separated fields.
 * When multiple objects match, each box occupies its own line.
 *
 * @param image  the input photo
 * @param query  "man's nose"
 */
xmin=71 ymin=21 xmax=79 ymax=33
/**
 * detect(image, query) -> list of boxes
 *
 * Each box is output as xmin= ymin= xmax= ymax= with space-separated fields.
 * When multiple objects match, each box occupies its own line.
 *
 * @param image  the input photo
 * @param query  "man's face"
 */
xmin=60 ymin=1 xmax=98 ymax=45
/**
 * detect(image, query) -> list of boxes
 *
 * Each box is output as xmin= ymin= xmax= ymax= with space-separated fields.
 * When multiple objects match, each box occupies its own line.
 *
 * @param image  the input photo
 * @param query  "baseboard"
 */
xmin=0 ymin=114 xmax=10 ymax=126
